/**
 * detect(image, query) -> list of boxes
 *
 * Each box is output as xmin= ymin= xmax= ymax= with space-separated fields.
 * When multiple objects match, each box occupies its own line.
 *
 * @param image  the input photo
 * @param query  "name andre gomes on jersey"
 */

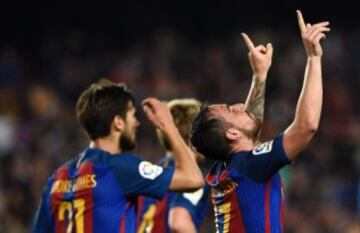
xmin=50 ymin=174 xmax=97 ymax=194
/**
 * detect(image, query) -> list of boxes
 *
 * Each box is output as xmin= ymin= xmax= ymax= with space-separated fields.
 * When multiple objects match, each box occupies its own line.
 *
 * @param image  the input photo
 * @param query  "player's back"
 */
xmin=32 ymin=147 xmax=174 ymax=233
xmin=206 ymin=136 xmax=290 ymax=233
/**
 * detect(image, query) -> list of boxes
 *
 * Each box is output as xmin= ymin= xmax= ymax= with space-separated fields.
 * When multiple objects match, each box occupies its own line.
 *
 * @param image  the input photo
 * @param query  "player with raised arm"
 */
xmin=190 ymin=11 xmax=330 ymax=233
xmin=31 ymin=80 xmax=204 ymax=233
xmin=137 ymin=26 xmax=272 ymax=233
xmin=137 ymin=99 xmax=211 ymax=233
xmin=137 ymin=77 xmax=269 ymax=233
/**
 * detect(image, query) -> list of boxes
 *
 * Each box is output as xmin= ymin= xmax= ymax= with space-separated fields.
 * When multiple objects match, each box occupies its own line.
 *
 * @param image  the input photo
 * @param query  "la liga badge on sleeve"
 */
xmin=138 ymin=161 xmax=164 ymax=180
xmin=252 ymin=140 xmax=274 ymax=155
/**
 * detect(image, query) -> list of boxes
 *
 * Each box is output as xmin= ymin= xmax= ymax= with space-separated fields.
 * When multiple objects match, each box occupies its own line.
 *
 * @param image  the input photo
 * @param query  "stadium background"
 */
xmin=0 ymin=1 xmax=359 ymax=232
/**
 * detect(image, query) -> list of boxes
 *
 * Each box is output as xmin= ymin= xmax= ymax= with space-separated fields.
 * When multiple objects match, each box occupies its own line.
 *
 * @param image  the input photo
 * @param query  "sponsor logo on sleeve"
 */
xmin=138 ymin=161 xmax=164 ymax=180
xmin=252 ymin=140 xmax=274 ymax=155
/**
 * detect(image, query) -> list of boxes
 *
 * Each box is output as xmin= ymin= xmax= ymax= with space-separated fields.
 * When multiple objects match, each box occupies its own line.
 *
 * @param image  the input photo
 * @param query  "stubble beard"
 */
xmin=120 ymin=128 xmax=136 ymax=151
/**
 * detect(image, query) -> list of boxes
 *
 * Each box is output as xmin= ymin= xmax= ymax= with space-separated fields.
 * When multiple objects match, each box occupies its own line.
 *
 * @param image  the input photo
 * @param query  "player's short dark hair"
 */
xmin=157 ymin=99 xmax=201 ymax=150
xmin=76 ymin=79 xmax=135 ymax=140
xmin=190 ymin=104 xmax=232 ymax=161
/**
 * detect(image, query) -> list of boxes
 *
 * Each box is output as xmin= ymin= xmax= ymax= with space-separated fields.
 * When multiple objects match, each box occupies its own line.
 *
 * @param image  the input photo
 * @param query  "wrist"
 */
xmin=163 ymin=126 xmax=183 ymax=149
xmin=162 ymin=123 xmax=179 ymax=138
xmin=252 ymin=73 xmax=267 ymax=83
xmin=307 ymin=56 xmax=322 ymax=63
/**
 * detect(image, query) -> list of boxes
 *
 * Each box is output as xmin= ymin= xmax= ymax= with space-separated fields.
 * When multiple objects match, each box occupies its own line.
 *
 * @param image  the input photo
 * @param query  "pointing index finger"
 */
xmin=297 ymin=10 xmax=306 ymax=34
xmin=241 ymin=33 xmax=255 ymax=52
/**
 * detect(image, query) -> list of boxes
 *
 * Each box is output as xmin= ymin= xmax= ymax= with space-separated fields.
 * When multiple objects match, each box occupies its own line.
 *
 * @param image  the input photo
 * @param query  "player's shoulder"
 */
xmin=227 ymin=150 xmax=251 ymax=167
xmin=232 ymin=136 xmax=284 ymax=162
xmin=251 ymin=135 xmax=285 ymax=157
xmin=106 ymin=152 xmax=165 ymax=178
xmin=226 ymin=140 xmax=275 ymax=173
xmin=224 ymin=151 xmax=250 ymax=177
xmin=109 ymin=154 xmax=168 ymax=190
xmin=107 ymin=152 xmax=142 ymax=164
xmin=85 ymin=147 xmax=142 ymax=166
xmin=50 ymin=148 xmax=98 ymax=178
xmin=228 ymin=137 xmax=281 ymax=165
xmin=51 ymin=157 xmax=78 ymax=178
xmin=43 ymin=157 xmax=78 ymax=191
xmin=251 ymin=140 xmax=276 ymax=156
xmin=91 ymin=152 xmax=137 ymax=176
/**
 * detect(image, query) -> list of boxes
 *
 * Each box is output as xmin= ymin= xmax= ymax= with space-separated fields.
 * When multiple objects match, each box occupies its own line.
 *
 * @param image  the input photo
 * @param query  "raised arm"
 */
xmin=283 ymin=10 xmax=330 ymax=160
xmin=142 ymin=98 xmax=204 ymax=191
xmin=242 ymin=33 xmax=273 ymax=129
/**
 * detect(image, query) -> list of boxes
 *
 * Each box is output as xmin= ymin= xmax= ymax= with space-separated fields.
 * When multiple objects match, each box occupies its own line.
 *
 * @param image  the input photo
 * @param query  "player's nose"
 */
xmin=231 ymin=103 xmax=245 ymax=112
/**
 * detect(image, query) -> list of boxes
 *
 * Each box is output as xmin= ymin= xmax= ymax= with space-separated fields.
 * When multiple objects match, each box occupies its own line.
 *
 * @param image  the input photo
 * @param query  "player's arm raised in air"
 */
xmin=243 ymin=33 xmax=273 ymax=129
xmin=142 ymin=98 xmax=204 ymax=191
xmin=283 ymin=10 xmax=330 ymax=161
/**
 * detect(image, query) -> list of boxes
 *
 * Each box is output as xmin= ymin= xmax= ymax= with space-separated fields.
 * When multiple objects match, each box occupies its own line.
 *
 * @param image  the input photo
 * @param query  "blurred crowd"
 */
xmin=0 ymin=27 xmax=359 ymax=233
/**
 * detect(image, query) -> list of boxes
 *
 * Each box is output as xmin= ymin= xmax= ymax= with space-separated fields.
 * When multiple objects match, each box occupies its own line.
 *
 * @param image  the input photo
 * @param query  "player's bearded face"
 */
xmin=120 ymin=124 xmax=136 ymax=151
xmin=237 ymin=117 xmax=262 ymax=141
xmin=230 ymin=111 xmax=262 ymax=141
xmin=120 ymin=105 xmax=138 ymax=151
xmin=210 ymin=103 xmax=261 ymax=141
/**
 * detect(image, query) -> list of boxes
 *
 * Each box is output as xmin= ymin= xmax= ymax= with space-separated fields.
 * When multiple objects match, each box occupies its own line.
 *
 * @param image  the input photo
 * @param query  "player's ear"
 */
xmin=225 ymin=127 xmax=241 ymax=141
xmin=112 ymin=115 xmax=125 ymax=132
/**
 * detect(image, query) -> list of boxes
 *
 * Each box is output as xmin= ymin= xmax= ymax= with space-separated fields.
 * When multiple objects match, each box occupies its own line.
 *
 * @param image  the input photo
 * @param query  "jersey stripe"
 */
xmin=75 ymin=162 xmax=94 ymax=233
xmin=50 ymin=167 xmax=70 ymax=233
xmin=264 ymin=179 xmax=271 ymax=233
xmin=280 ymin=180 xmax=284 ymax=233
xmin=137 ymin=196 xmax=145 ymax=230
xmin=229 ymin=191 xmax=246 ymax=233
xmin=119 ymin=202 xmax=131 ymax=233
xmin=213 ymin=203 xmax=226 ymax=233
xmin=151 ymin=195 xmax=168 ymax=233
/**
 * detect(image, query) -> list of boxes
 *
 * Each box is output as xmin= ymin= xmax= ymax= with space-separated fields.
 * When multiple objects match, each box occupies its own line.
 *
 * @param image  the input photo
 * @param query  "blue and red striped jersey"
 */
xmin=137 ymin=156 xmax=210 ymax=233
xmin=31 ymin=147 xmax=174 ymax=233
xmin=206 ymin=135 xmax=290 ymax=233
xmin=137 ymin=191 xmax=175 ymax=233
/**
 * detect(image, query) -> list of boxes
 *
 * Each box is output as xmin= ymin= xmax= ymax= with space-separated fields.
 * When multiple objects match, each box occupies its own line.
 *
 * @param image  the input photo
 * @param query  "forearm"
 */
xmin=164 ymin=126 xmax=203 ymax=188
xmin=284 ymin=57 xmax=323 ymax=159
xmin=244 ymin=74 xmax=266 ymax=122
xmin=294 ymin=57 xmax=322 ymax=129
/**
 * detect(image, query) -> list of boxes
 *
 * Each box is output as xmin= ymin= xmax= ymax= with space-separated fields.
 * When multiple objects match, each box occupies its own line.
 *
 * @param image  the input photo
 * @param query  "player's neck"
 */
xmin=231 ymin=137 xmax=255 ymax=153
xmin=91 ymin=135 xmax=121 ymax=155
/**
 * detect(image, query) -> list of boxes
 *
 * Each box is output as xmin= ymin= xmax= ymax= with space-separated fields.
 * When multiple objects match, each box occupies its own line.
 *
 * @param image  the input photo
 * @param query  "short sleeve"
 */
xmin=233 ymin=135 xmax=291 ymax=182
xmin=110 ymin=154 xmax=175 ymax=198
xmin=31 ymin=178 xmax=54 ymax=233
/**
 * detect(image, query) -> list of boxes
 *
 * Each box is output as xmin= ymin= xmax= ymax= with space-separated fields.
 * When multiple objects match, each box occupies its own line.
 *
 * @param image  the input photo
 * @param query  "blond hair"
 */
xmin=157 ymin=98 xmax=201 ymax=151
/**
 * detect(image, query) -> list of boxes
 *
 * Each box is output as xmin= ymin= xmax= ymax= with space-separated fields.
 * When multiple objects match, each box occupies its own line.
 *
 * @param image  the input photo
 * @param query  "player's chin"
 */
xmin=129 ymin=136 xmax=137 ymax=149
xmin=122 ymin=142 xmax=136 ymax=151
xmin=131 ymin=135 xmax=137 ymax=147
xmin=132 ymin=133 xmax=137 ymax=143
xmin=120 ymin=136 xmax=137 ymax=151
